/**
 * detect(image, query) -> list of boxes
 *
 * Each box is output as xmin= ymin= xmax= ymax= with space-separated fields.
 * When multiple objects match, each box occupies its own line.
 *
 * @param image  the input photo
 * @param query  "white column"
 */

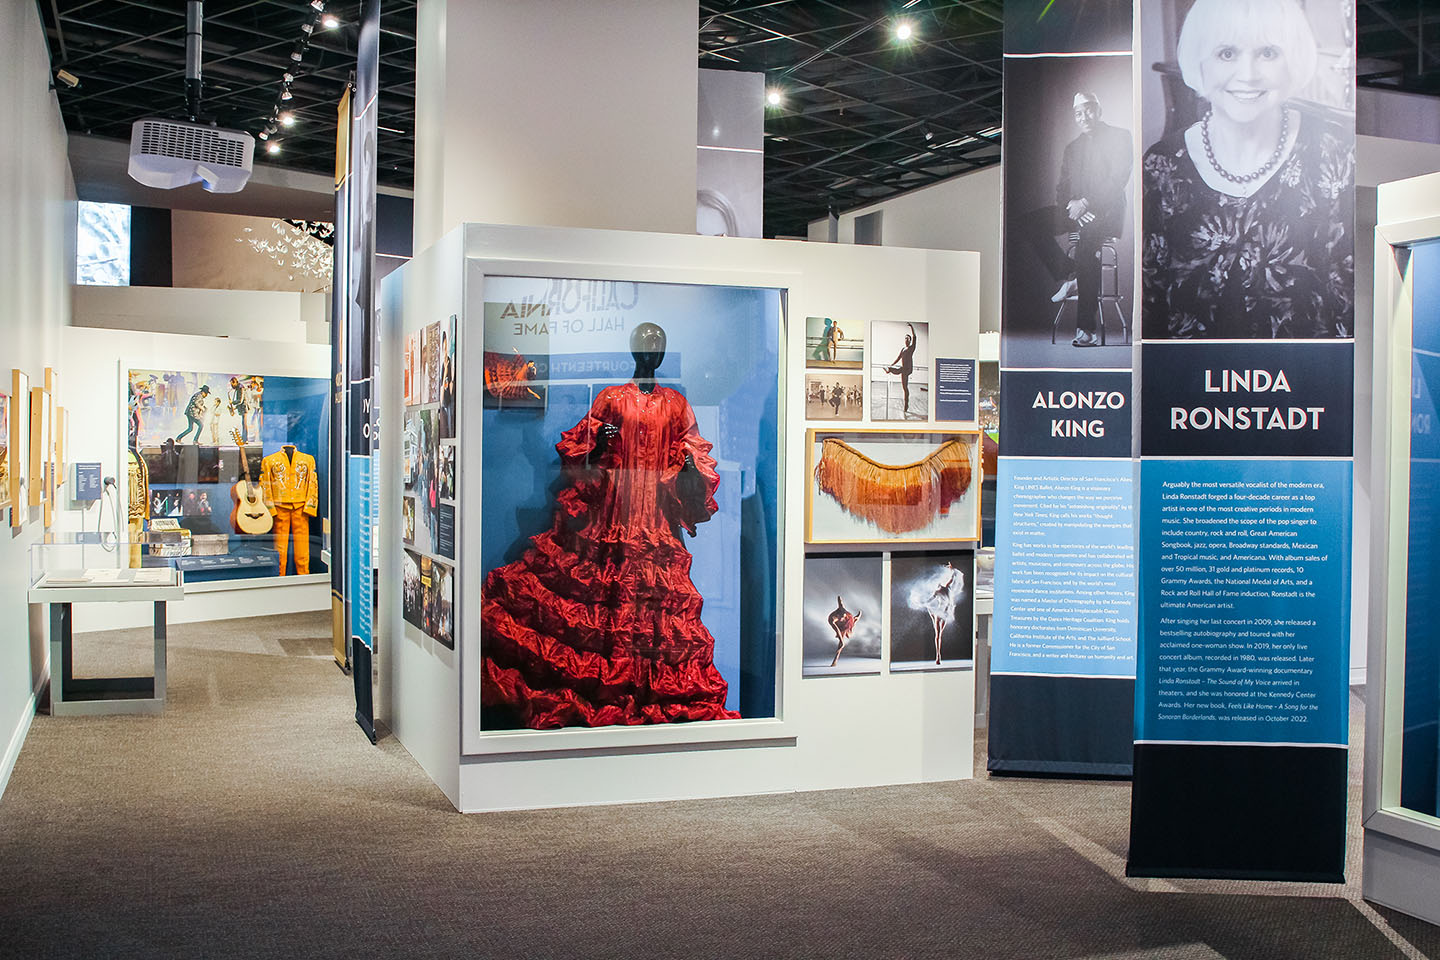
xmin=413 ymin=0 xmax=699 ymax=251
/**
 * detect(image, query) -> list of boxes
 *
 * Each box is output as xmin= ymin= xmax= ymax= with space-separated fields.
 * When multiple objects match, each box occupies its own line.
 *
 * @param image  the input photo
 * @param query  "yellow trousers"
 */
xmin=273 ymin=503 xmax=311 ymax=575
xmin=128 ymin=518 xmax=144 ymax=569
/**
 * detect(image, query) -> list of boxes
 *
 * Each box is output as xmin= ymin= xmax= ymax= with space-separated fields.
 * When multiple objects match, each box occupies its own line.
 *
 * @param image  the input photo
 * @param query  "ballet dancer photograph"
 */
xmin=870 ymin=320 xmax=930 ymax=421
xmin=890 ymin=551 xmax=975 ymax=671
xmin=802 ymin=554 xmax=883 ymax=677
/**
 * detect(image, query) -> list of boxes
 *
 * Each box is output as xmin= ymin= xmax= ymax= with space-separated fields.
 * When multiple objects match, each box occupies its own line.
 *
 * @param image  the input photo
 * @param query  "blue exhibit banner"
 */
xmin=1136 ymin=458 xmax=1351 ymax=746
xmin=935 ymin=358 xmax=977 ymax=421
xmin=346 ymin=453 xmax=374 ymax=654
xmin=992 ymin=456 xmax=1137 ymax=678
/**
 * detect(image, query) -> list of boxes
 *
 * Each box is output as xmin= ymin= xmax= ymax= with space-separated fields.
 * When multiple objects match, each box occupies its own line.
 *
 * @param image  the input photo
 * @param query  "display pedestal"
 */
xmin=31 ymin=570 xmax=185 ymax=716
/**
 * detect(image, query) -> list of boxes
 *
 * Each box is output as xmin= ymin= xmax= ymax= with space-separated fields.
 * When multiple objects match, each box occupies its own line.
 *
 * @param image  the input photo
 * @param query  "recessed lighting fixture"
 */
xmin=267 ymin=141 xmax=281 ymax=154
xmin=322 ymin=14 xmax=340 ymax=28
xmin=280 ymin=112 xmax=296 ymax=127
xmin=895 ymin=20 xmax=914 ymax=41
xmin=766 ymin=88 xmax=782 ymax=106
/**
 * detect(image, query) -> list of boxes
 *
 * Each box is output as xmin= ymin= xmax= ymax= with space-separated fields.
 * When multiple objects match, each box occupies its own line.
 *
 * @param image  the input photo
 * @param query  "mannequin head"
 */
xmin=630 ymin=323 xmax=667 ymax=385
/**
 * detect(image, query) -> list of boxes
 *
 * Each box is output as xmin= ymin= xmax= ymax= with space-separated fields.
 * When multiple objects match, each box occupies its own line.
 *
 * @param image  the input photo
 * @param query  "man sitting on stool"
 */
xmin=1022 ymin=91 xmax=1132 ymax=347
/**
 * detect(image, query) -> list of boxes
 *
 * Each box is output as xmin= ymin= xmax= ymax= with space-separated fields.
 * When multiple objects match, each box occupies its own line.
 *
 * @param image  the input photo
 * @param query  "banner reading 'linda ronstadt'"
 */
xmin=993 ymin=0 xmax=1138 ymax=777
xmin=1128 ymin=0 xmax=1355 ymax=882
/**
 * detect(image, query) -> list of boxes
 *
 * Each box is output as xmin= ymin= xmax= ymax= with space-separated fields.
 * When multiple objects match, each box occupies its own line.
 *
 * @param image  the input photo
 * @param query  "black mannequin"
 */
xmin=629 ymin=322 xmax=666 ymax=393
xmin=596 ymin=323 xmax=667 ymax=452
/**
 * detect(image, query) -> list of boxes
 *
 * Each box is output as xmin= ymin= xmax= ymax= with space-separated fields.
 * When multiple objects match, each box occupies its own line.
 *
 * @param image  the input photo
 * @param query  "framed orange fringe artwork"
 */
xmin=805 ymin=427 xmax=983 ymax=546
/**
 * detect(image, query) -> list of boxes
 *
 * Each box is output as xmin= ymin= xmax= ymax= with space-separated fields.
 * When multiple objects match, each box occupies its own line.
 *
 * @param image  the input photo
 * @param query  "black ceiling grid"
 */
xmin=36 ymin=0 xmax=418 ymax=190
xmin=701 ymin=0 xmax=1006 ymax=237
xmin=32 ymin=1 xmax=1440 ymax=239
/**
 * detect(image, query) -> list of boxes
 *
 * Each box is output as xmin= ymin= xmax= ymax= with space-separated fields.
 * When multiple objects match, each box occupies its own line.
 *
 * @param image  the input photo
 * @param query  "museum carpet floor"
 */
xmin=0 ymin=611 xmax=1436 ymax=960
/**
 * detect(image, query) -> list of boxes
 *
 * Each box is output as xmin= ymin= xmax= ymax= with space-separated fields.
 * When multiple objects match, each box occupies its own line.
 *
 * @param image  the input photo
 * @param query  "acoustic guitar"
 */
xmin=229 ymin=429 xmax=273 ymax=535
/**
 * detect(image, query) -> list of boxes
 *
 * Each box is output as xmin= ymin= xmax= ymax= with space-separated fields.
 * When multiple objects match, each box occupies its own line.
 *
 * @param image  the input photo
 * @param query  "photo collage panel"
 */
xmin=800 ymin=311 xmax=980 ymax=677
xmin=401 ymin=314 xmax=458 ymax=649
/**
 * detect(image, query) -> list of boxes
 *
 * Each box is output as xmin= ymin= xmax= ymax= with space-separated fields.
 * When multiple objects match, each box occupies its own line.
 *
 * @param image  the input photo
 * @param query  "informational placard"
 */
xmin=993 ymin=457 xmax=1136 ymax=678
xmin=73 ymin=462 xmax=103 ymax=502
xmin=992 ymin=0 xmax=1136 ymax=777
xmin=1136 ymin=459 xmax=1350 ymax=747
xmin=934 ymin=358 xmax=976 ymax=422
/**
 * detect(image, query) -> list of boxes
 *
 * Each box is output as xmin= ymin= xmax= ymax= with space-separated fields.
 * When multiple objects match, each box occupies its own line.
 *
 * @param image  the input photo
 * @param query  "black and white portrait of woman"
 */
xmin=1141 ymin=0 xmax=1355 ymax=340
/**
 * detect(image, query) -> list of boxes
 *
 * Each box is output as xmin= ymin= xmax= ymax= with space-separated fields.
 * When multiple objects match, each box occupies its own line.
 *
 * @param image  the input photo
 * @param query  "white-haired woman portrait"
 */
xmin=1143 ymin=0 xmax=1354 ymax=339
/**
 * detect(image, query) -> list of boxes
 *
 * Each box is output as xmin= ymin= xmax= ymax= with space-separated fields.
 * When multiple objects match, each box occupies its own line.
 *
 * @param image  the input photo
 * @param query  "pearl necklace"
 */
xmin=1202 ymin=108 xmax=1290 ymax=185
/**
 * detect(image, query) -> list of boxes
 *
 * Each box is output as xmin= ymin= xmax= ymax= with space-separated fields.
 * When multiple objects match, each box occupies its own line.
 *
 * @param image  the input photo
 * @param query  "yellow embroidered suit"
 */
xmin=260 ymin=448 xmax=319 ymax=574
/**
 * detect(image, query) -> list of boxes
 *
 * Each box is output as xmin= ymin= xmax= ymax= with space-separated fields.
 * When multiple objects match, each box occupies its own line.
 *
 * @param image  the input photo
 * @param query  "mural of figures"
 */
xmin=128 ymin=369 xmax=263 ymax=448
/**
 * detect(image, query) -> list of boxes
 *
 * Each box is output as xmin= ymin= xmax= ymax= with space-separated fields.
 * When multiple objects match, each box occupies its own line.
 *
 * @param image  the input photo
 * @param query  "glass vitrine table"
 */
xmin=29 ymin=536 xmax=185 ymax=716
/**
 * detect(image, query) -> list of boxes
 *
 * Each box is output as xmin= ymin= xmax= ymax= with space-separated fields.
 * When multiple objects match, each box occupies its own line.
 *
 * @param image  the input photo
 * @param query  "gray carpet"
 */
xmin=0 ymin=612 xmax=1434 ymax=960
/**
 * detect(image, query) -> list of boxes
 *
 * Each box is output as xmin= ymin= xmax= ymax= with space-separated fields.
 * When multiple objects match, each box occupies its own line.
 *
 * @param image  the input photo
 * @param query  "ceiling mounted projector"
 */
xmin=128 ymin=118 xmax=254 ymax=194
xmin=125 ymin=3 xmax=255 ymax=194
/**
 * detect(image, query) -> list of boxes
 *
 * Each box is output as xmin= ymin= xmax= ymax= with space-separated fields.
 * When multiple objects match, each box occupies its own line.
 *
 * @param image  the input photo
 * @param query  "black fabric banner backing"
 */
xmin=1125 ymin=0 xmax=1356 ymax=881
xmin=991 ymin=0 xmax=1137 ymax=778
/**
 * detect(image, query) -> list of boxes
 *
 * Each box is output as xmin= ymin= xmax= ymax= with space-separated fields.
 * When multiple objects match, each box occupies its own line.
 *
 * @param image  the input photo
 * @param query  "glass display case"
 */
xmin=1366 ymin=174 xmax=1440 ymax=926
xmin=125 ymin=367 xmax=328 ymax=582
xmin=472 ymin=275 xmax=782 ymax=731
xmin=30 ymin=531 xmax=181 ymax=590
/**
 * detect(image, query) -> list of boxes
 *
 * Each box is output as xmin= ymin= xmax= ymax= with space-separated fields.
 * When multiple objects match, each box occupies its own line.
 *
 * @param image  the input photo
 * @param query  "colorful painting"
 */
xmin=128 ymin=369 xmax=263 ymax=448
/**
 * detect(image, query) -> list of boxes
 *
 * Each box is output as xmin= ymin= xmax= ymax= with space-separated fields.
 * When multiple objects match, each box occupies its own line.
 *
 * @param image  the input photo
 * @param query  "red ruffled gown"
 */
xmin=481 ymin=382 xmax=740 ymax=728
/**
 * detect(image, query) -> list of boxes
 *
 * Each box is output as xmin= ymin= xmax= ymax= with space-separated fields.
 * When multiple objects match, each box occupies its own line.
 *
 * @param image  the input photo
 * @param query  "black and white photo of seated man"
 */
xmin=1018 ymin=91 xmax=1133 ymax=348
xmin=1001 ymin=53 xmax=1134 ymax=368
xmin=1141 ymin=0 xmax=1354 ymax=340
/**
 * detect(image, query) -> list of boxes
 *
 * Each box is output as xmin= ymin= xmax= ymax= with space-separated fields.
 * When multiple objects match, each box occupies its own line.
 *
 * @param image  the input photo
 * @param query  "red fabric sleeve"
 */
xmin=660 ymin=395 xmax=719 ymax=535
xmin=553 ymin=389 xmax=609 ymax=520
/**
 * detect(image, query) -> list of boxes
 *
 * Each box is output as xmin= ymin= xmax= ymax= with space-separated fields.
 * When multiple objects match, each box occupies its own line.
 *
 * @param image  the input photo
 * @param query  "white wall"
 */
xmin=54 ymin=325 xmax=331 ymax=632
xmin=0 ymin=0 xmax=74 ymax=795
xmin=412 ymin=0 xmax=699 ymax=251
xmin=72 ymin=285 xmax=322 ymax=344
xmin=808 ymin=166 xmax=1003 ymax=334
xmin=379 ymin=230 xmax=465 ymax=806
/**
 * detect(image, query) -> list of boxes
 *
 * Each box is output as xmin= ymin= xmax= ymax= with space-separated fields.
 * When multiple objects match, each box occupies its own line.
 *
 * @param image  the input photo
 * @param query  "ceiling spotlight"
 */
xmin=291 ymin=49 xmax=303 ymax=62
xmin=258 ymin=130 xmax=269 ymax=140
xmin=301 ymin=22 xmax=314 ymax=35
xmin=283 ymin=72 xmax=294 ymax=83
xmin=895 ymin=20 xmax=914 ymax=41
xmin=310 ymin=0 xmax=325 ymax=10
xmin=280 ymin=112 xmax=296 ymax=127
xmin=766 ymin=88 xmax=782 ymax=106
xmin=267 ymin=141 xmax=281 ymax=154
xmin=322 ymin=14 xmax=340 ymax=28
xmin=281 ymin=87 xmax=293 ymax=100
